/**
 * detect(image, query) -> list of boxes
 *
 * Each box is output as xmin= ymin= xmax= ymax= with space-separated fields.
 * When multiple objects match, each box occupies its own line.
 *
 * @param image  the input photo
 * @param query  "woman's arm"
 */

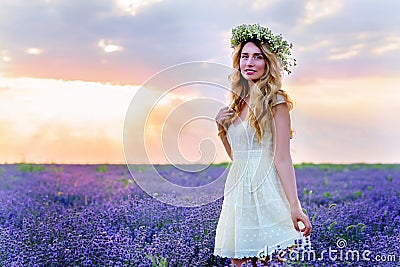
xmin=215 ymin=106 xmax=234 ymax=160
xmin=218 ymin=134 xmax=232 ymax=160
xmin=272 ymin=103 xmax=312 ymax=236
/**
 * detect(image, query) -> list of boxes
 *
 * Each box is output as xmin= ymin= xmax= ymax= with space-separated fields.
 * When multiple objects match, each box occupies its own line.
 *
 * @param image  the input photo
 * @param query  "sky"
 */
xmin=1 ymin=0 xmax=400 ymax=164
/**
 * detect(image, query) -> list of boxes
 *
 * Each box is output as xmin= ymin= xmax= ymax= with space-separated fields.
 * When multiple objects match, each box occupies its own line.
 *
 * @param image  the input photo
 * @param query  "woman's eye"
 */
xmin=241 ymin=55 xmax=248 ymax=59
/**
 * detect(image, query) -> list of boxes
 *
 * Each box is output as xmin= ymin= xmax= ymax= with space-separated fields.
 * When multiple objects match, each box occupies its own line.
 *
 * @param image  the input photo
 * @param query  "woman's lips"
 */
xmin=245 ymin=70 xmax=255 ymax=75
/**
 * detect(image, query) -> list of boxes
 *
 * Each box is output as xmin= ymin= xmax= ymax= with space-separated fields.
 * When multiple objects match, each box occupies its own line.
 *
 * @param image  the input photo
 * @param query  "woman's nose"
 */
xmin=246 ymin=57 xmax=254 ymax=66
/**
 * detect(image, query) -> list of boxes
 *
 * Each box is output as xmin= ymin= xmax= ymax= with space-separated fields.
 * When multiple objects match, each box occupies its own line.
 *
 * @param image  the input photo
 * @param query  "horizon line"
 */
xmin=3 ymin=162 xmax=400 ymax=166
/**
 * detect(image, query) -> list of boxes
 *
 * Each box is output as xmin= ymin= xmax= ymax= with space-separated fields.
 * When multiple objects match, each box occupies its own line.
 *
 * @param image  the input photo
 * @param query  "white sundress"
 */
xmin=214 ymin=93 xmax=310 ymax=259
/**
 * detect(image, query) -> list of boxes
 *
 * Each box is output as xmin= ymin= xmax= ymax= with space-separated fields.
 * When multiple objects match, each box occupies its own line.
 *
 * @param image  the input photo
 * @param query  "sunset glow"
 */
xmin=1 ymin=0 xmax=399 ymax=164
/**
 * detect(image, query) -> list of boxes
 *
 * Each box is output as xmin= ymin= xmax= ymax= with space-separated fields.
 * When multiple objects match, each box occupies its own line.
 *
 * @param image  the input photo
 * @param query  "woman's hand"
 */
xmin=290 ymin=205 xmax=312 ymax=237
xmin=215 ymin=106 xmax=235 ymax=131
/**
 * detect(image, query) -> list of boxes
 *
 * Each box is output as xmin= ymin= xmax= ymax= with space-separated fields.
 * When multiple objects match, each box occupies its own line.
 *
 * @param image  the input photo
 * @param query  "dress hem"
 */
xmin=213 ymin=234 xmax=310 ymax=259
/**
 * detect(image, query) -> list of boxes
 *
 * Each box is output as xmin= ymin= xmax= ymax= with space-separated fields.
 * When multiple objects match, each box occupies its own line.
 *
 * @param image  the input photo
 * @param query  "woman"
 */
xmin=213 ymin=24 xmax=312 ymax=266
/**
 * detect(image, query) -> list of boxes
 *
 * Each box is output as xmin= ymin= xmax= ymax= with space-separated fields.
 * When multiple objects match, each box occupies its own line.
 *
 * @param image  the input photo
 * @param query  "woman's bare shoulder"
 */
xmin=272 ymin=91 xmax=287 ymax=107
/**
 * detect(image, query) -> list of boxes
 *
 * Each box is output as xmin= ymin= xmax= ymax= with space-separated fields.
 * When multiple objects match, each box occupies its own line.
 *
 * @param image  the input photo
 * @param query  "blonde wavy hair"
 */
xmin=224 ymin=39 xmax=294 ymax=144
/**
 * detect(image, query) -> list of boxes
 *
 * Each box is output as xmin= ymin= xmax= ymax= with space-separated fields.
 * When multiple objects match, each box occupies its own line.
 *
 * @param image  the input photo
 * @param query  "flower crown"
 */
xmin=230 ymin=23 xmax=296 ymax=74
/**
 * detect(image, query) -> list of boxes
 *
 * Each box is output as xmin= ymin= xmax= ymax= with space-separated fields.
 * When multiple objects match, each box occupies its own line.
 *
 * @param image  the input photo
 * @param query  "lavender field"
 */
xmin=0 ymin=163 xmax=399 ymax=266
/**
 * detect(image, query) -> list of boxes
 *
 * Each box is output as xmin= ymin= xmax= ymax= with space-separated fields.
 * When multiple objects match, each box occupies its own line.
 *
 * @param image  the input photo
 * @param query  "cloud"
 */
xmin=372 ymin=35 xmax=400 ymax=55
xmin=250 ymin=0 xmax=280 ymax=10
xmin=1 ymin=0 xmax=400 ymax=84
xmin=328 ymin=50 xmax=357 ymax=61
xmin=0 ymin=76 xmax=139 ymax=133
xmin=302 ymin=0 xmax=343 ymax=24
xmin=297 ymin=40 xmax=331 ymax=52
xmin=0 ymin=76 xmax=140 ymax=163
xmin=115 ymin=0 xmax=164 ymax=16
xmin=1 ymin=50 xmax=11 ymax=62
xmin=26 ymin=48 xmax=44 ymax=55
xmin=288 ymin=0 xmax=400 ymax=81
xmin=328 ymin=43 xmax=364 ymax=60
xmin=98 ymin=39 xmax=124 ymax=53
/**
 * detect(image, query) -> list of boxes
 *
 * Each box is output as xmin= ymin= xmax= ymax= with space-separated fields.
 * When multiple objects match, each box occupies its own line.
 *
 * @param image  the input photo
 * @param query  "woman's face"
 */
xmin=239 ymin=42 xmax=266 ymax=82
